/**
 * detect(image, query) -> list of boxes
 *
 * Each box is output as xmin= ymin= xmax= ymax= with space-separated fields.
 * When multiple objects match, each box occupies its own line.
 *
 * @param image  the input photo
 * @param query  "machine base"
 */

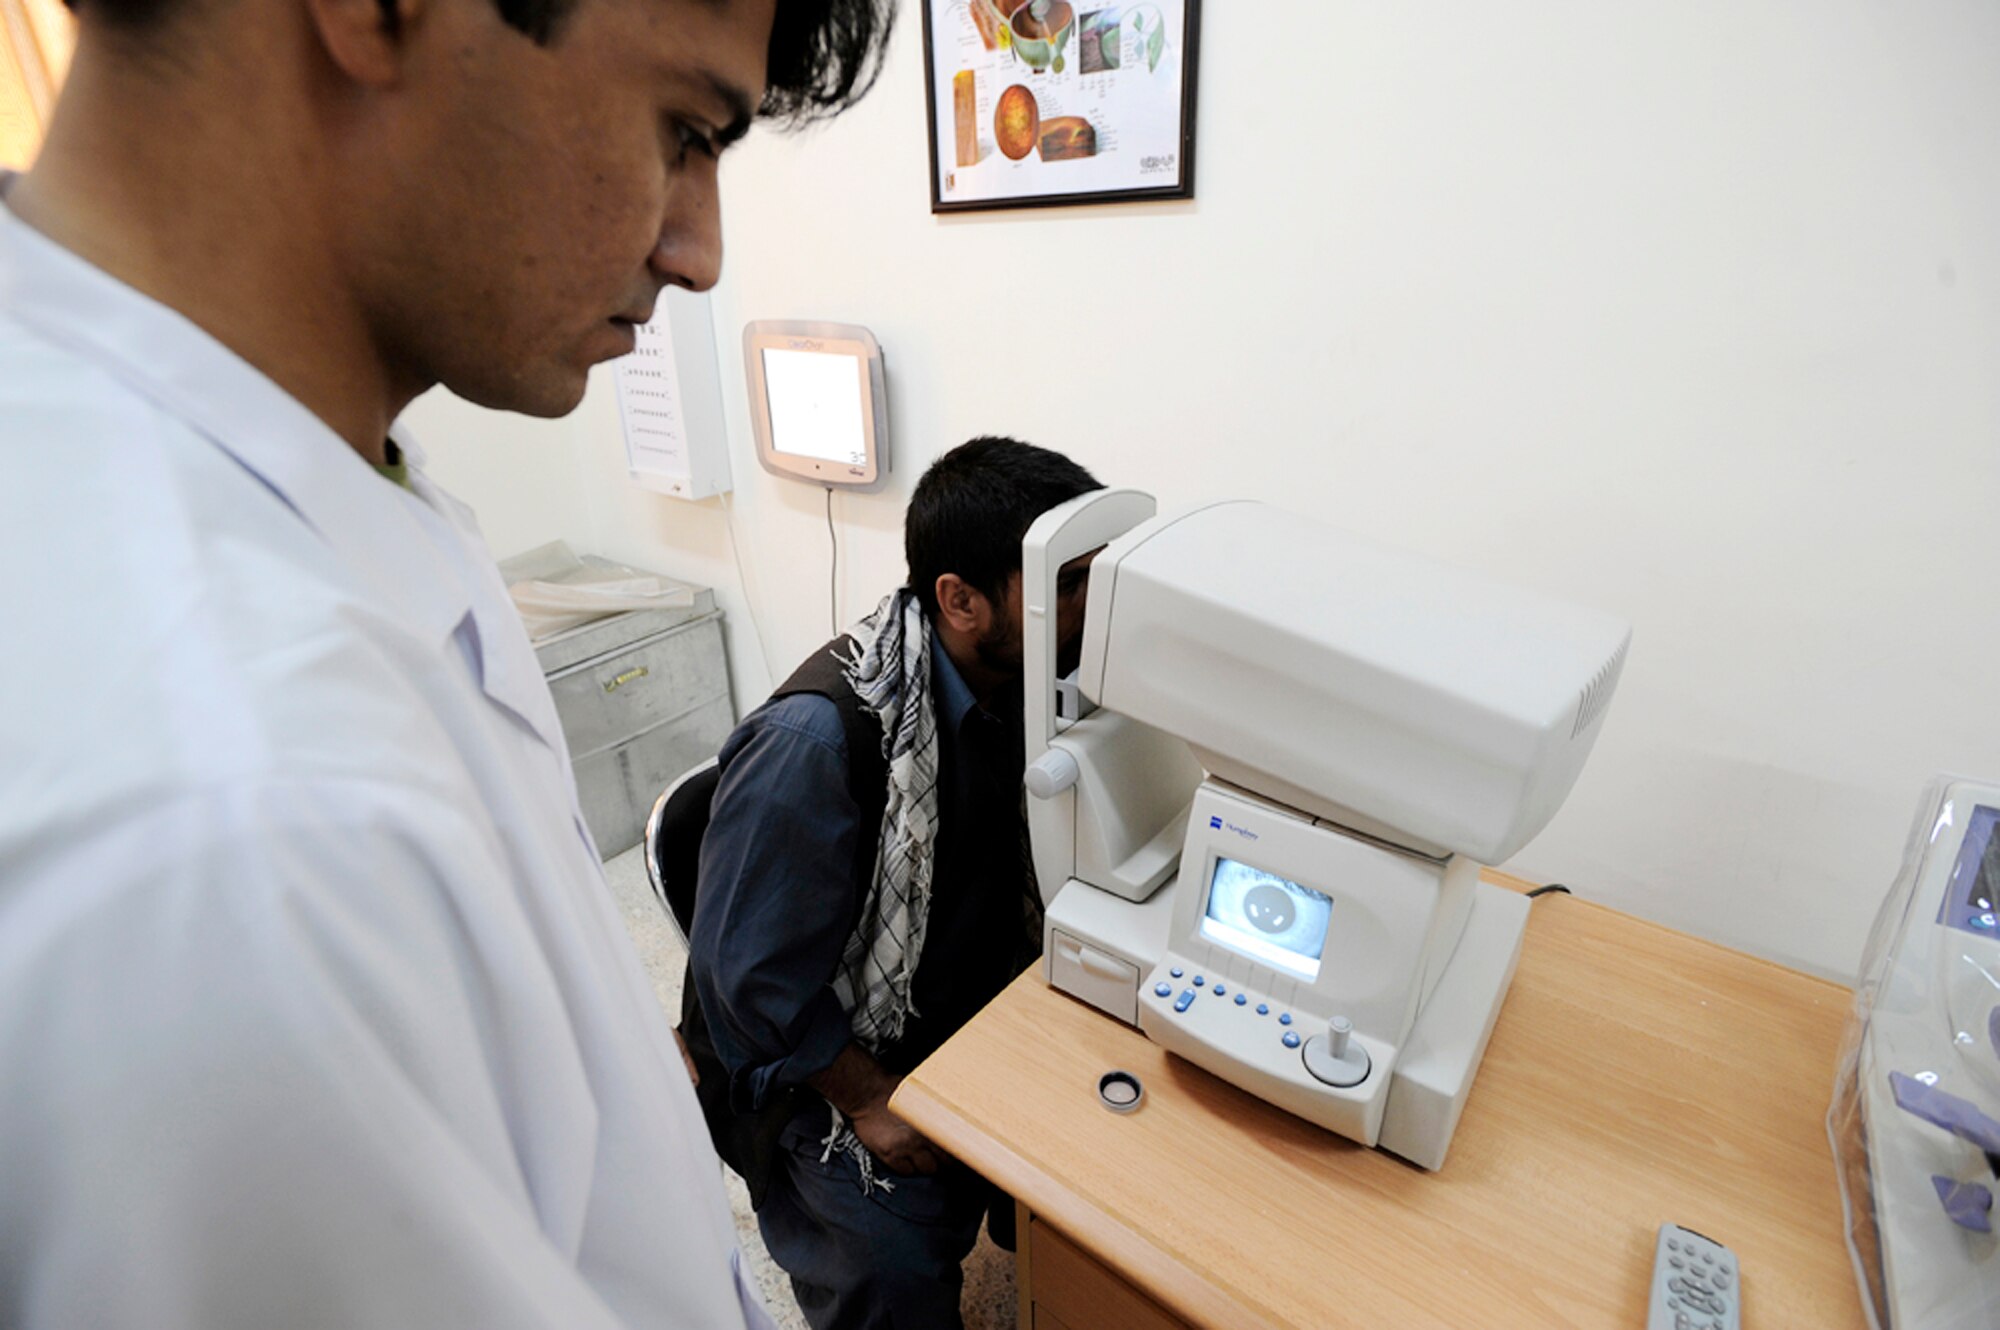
xmin=1379 ymin=883 xmax=1529 ymax=1170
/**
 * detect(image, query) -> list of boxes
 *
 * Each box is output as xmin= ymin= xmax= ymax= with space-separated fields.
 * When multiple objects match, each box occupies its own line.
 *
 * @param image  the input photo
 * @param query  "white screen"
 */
xmin=1198 ymin=856 xmax=1333 ymax=980
xmin=761 ymin=347 xmax=868 ymax=466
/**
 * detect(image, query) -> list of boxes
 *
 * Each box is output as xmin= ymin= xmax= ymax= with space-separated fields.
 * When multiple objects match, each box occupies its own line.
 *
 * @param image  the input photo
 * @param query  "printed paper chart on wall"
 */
xmin=614 ymin=313 xmax=697 ymax=497
xmin=609 ymin=287 xmax=732 ymax=502
xmin=930 ymin=0 xmax=1189 ymax=205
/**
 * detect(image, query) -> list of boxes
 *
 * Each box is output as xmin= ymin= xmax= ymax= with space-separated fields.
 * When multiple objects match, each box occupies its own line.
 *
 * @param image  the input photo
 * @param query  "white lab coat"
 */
xmin=0 ymin=193 xmax=773 ymax=1328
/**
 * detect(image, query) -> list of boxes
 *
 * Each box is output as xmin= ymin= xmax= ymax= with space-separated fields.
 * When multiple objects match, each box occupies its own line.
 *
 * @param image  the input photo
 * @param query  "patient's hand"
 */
xmin=808 ymin=1042 xmax=947 ymax=1175
xmin=848 ymin=1095 xmax=942 ymax=1176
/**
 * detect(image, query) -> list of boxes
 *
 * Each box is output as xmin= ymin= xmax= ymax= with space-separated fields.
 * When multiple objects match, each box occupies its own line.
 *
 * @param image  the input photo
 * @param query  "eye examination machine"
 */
xmin=1020 ymin=490 xmax=1631 ymax=1169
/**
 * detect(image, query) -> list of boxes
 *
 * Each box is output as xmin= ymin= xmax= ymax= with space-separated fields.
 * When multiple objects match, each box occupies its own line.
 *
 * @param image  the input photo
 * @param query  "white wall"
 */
xmin=415 ymin=0 xmax=2000 ymax=982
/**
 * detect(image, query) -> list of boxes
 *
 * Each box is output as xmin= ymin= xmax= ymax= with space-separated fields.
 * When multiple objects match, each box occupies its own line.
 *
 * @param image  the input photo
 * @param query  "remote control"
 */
xmin=1648 ymin=1223 xmax=1740 ymax=1330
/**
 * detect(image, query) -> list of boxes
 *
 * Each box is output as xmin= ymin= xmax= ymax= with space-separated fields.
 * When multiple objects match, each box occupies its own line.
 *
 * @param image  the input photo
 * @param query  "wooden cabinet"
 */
xmin=1020 ymin=1208 xmax=1189 ymax=1330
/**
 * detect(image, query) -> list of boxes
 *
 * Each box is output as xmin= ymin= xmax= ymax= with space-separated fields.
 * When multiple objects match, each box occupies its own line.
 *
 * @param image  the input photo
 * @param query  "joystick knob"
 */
xmin=1301 ymin=1013 xmax=1371 ymax=1088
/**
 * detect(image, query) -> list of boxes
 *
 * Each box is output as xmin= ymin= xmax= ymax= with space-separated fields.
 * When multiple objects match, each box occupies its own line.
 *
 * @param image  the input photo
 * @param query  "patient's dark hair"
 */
xmin=61 ymin=0 xmax=895 ymax=124
xmin=906 ymin=437 xmax=1102 ymax=620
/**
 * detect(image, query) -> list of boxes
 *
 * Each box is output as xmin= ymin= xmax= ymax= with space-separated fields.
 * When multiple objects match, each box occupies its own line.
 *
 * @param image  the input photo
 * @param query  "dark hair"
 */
xmin=905 ymin=437 xmax=1102 ymax=620
xmin=762 ymin=0 xmax=897 ymax=126
xmin=61 ymin=0 xmax=896 ymax=123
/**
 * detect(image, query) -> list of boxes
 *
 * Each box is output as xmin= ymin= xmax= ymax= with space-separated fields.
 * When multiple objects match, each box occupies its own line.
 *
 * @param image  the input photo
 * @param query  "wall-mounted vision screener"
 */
xmin=743 ymin=320 xmax=889 ymax=490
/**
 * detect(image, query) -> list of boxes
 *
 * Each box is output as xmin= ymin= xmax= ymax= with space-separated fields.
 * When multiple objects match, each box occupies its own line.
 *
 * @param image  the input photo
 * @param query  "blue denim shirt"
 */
xmin=689 ymin=632 xmax=1029 ymax=1115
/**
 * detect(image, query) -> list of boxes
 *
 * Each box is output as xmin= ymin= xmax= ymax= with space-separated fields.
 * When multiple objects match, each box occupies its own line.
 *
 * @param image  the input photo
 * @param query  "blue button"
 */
xmin=1234 ymin=993 xmax=1248 ymax=1006
xmin=1173 ymin=989 xmax=1196 ymax=1013
xmin=1170 ymin=967 xmax=1184 ymax=978
xmin=1213 ymin=984 xmax=1226 ymax=997
xmin=1279 ymin=1013 xmax=1293 ymax=1026
xmin=1154 ymin=982 xmax=1172 ymax=998
xmin=1193 ymin=975 xmax=1205 ymax=987
xmin=1256 ymin=1003 xmax=1269 ymax=1015
xmin=1282 ymin=1031 xmax=1302 ymax=1049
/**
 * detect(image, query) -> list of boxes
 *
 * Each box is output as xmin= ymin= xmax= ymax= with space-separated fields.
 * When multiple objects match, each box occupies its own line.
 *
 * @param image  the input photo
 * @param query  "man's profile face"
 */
xmin=359 ymin=0 xmax=776 ymax=416
xmin=977 ymin=550 xmax=1099 ymax=679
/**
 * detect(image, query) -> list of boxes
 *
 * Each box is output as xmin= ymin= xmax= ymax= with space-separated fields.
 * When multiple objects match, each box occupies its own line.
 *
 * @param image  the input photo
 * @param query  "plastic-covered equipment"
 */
xmin=1828 ymin=776 xmax=2000 ymax=1329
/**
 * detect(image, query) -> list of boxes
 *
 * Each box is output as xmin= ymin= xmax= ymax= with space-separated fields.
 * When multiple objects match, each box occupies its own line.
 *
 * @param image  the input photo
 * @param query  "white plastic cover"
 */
xmin=1078 ymin=501 xmax=1631 ymax=863
xmin=501 ymin=541 xmax=696 ymax=641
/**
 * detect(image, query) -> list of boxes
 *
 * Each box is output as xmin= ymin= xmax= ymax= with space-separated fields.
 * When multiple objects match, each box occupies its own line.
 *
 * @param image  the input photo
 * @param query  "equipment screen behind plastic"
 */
xmin=1942 ymin=804 xmax=2000 ymax=936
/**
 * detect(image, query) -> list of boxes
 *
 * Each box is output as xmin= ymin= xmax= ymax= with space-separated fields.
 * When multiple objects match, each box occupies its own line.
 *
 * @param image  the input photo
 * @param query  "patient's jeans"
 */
xmin=756 ymin=1110 xmax=998 ymax=1330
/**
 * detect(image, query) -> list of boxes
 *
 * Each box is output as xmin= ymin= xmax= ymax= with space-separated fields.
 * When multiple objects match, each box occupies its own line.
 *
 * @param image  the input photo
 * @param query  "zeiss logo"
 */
xmin=1210 ymin=816 xmax=1258 ymax=841
xmin=1209 ymin=816 xmax=1222 ymax=829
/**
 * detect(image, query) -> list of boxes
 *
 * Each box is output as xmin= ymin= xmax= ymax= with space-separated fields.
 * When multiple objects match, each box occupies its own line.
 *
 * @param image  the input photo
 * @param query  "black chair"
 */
xmin=643 ymin=757 xmax=720 ymax=948
xmin=644 ymin=756 xmax=802 ymax=1203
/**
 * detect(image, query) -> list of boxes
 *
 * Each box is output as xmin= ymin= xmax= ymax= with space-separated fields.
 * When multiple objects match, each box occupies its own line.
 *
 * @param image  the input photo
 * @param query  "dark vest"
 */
xmin=678 ymin=635 xmax=1035 ymax=1205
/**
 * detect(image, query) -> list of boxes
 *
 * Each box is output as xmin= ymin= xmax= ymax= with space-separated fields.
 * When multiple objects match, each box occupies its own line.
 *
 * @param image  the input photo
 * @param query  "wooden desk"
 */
xmin=891 ymin=877 xmax=1866 ymax=1329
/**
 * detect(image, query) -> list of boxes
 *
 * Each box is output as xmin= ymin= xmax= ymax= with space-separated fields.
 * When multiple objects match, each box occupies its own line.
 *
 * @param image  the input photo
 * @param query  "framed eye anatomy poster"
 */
xmin=921 ymin=0 xmax=1199 ymax=213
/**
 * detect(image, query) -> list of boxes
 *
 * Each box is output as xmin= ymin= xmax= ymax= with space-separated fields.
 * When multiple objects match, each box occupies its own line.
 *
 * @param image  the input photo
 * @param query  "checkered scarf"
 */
xmin=832 ymin=587 xmax=941 ymax=1053
xmin=814 ymin=589 xmax=942 ymax=1195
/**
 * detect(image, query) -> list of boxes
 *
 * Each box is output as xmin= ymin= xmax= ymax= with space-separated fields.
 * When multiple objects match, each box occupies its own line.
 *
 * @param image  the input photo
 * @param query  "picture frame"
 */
xmin=921 ymin=0 xmax=1199 ymax=213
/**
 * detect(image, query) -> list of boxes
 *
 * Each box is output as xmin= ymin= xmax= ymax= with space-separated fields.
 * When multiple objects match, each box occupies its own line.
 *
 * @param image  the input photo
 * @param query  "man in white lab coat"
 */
xmin=0 ymin=0 xmax=893 ymax=1325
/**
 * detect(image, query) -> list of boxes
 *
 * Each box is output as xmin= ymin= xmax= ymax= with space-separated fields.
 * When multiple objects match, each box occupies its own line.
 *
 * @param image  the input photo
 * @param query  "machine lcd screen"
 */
xmin=1941 ymin=803 xmax=2000 ymax=936
xmin=760 ymin=347 xmax=868 ymax=467
xmin=1199 ymin=856 xmax=1333 ymax=980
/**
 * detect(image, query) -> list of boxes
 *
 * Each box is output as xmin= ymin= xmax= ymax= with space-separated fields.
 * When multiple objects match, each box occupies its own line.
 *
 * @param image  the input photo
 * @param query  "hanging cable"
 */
xmin=717 ymin=489 xmax=776 ymax=690
xmin=825 ymin=486 xmax=839 ymax=635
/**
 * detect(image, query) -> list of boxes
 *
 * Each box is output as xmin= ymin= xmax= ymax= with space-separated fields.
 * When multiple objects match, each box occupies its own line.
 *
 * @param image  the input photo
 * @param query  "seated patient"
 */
xmin=684 ymin=437 xmax=1103 ymax=1329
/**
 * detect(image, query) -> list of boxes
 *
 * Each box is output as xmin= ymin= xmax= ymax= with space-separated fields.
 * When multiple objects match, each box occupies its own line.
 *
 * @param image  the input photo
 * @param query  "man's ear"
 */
xmin=304 ymin=0 xmax=424 ymax=85
xmin=932 ymin=573 xmax=993 ymax=637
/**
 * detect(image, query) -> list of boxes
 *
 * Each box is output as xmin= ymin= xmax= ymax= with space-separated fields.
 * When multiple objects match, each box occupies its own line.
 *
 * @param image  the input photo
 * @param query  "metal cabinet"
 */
xmin=522 ymin=572 xmax=736 ymax=860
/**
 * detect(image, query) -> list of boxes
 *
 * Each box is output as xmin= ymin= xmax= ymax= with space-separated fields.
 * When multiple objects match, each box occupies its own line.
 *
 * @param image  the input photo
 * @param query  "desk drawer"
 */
xmin=572 ymin=694 xmax=735 ymax=858
xmin=1028 ymin=1217 xmax=1188 ymax=1330
xmin=547 ymin=614 xmax=728 ymax=760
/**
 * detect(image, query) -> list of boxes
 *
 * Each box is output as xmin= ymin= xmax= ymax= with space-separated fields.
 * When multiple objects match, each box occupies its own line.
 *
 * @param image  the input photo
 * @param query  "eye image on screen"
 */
xmin=1199 ymin=857 xmax=1334 ymax=980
